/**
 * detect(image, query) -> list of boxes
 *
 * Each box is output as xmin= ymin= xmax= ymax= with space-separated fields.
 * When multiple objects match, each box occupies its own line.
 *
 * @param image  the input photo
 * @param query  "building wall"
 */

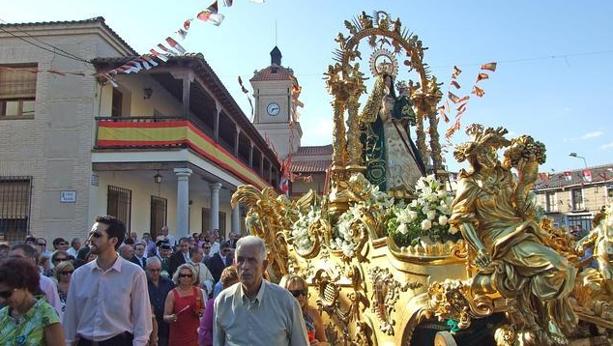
xmin=535 ymin=183 xmax=611 ymax=229
xmin=0 ymin=31 xmax=121 ymax=243
xmin=99 ymin=74 xmax=189 ymax=117
xmin=93 ymin=171 xmax=233 ymax=240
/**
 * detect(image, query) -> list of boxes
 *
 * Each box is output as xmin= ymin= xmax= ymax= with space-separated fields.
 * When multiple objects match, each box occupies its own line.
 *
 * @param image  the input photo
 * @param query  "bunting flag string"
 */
xmin=442 ymin=61 xmax=498 ymax=140
xmin=99 ymin=0 xmax=264 ymax=86
xmin=0 ymin=65 xmax=86 ymax=77
xmin=238 ymin=75 xmax=255 ymax=120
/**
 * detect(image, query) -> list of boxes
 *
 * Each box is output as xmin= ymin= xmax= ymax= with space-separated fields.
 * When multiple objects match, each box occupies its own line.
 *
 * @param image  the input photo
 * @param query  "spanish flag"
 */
xmin=476 ymin=72 xmax=489 ymax=82
xmin=472 ymin=86 xmax=485 ymax=97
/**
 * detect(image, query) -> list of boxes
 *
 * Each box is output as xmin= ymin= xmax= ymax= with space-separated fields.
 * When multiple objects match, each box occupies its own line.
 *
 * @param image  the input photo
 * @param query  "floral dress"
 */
xmin=0 ymin=298 xmax=60 ymax=346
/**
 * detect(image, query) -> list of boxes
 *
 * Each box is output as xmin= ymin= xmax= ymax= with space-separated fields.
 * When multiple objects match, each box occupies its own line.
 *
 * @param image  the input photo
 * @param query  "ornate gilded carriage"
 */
xmin=232 ymin=11 xmax=612 ymax=346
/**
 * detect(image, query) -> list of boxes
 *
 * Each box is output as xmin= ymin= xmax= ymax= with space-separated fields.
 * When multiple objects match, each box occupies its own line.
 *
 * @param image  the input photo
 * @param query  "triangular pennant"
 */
xmin=223 ymin=0 xmax=233 ymax=6
xmin=476 ymin=72 xmax=489 ymax=82
xmin=157 ymin=44 xmax=178 ymax=56
xmin=448 ymin=91 xmax=460 ymax=103
xmin=208 ymin=13 xmax=225 ymax=26
xmin=450 ymin=80 xmax=461 ymax=89
xmin=166 ymin=37 xmax=186 ymax=54
xmin=177 ymin=29 xmax=188 ymax=40
xmin=451 ymin=65 xmax=462 ymax=79
xmin=183 ymin=19 xmax=192 ymax=31
xmin=471 ymin=85 xmax=485 ymax=97
xmin=142 ymin=55 xmax=159 ymax=68
xmin=480 ymin=62 xmax=497 ymax=72
xmin=149 ymin=49 xmax=169 ymax=62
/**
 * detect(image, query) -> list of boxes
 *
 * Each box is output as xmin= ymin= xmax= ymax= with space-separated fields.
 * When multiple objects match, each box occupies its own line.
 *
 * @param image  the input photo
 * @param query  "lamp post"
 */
xmin=569 ymin=152 xmax=588 ymax=169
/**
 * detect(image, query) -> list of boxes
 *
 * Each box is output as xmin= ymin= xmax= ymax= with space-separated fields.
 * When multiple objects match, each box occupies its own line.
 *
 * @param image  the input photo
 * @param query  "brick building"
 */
xmin=533 ymin=164 xmax=613 ymax=232
xmin=0 ymin=17 xmax=280 ymax=243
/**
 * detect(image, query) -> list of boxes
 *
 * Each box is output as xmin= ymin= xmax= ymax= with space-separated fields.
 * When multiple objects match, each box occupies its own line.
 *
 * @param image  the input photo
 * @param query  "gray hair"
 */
xmin=172 ymin=263 xmax=198 ymax=285
xmin=235 ymin=235 xmax=266 ymax=262
xmin=145 ymin=256 xmax=161 ymax=268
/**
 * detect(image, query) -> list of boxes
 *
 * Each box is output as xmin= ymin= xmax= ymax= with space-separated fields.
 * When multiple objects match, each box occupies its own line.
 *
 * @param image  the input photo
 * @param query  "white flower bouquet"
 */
xmin=387 ymin=175 xmax=459 ymax=247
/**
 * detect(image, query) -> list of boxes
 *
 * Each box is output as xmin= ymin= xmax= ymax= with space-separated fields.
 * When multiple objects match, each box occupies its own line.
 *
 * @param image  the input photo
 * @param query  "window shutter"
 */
xmin=0 ymin=67 xmax=37 ymax=100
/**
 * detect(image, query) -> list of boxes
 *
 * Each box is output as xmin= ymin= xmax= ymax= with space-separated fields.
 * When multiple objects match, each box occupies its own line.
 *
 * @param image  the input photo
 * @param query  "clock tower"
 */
xmin=250 ymin=46 xmax=302 ymax=159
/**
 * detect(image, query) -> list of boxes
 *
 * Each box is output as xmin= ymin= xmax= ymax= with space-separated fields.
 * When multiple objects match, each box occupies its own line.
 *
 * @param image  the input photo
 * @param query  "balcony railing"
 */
xmin=94 ymin=115 xmax=271 ymax=189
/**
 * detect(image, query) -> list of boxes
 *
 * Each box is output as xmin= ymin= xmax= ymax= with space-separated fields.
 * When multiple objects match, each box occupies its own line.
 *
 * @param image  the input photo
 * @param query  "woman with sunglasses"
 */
xmin=53 ymin=260 xmax=74 ymax=313
xmin=164 ymin=264 xmax=204 ymax=346
xmin=51 ymin=250 xmax=70 ymax=268
xmin=0 ymin=257 xmax=65 ymax=345
xmin=284 ymin=275 xmax=328 ymax=346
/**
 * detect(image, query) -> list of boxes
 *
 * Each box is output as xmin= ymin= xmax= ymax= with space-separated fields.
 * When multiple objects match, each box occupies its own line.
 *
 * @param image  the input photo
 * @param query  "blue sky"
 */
xmin=3 ymin=0 xmax=612 ymax=172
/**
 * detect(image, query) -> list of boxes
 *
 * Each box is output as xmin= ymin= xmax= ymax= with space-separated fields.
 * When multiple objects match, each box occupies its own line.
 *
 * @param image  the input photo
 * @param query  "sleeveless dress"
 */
xmin=168 ymin=287 xmax=202 ymax=346
xmin=304 ymin=311 xmax=316 ymax=343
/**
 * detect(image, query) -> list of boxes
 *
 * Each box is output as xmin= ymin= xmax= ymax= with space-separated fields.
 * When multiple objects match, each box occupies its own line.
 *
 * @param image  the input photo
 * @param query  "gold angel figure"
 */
xmin=449 ymin=125 xmax=577 ymax=345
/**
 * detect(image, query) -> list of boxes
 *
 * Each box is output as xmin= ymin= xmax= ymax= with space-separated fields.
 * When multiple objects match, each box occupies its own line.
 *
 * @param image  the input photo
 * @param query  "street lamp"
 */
xmin=569 ymin=152 xmax=588 ymax=169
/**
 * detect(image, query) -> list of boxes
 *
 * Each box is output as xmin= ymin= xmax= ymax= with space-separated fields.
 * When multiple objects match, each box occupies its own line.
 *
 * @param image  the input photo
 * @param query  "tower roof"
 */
xmin=270 ymin=46 xmax=282 ymax=66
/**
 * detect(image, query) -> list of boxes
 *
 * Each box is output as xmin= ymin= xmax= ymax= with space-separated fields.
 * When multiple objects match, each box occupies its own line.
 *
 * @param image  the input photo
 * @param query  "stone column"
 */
xmin=209 ymin=182 xmax=222 ymax=233
xmin=174 ymin=168 xmax=192 ymax=238
xmin=232 ymin=204 xmax=241 ymax=235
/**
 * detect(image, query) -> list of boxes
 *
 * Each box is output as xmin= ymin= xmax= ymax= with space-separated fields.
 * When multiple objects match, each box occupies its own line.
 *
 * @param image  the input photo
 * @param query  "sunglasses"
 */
xmin=0 ymin=289 xmax=15 ymax=299
xmin=60 ymin=271 xmax=74 ymax=275
xmin=54 ymin=258 xmax=69 ymax=262
xmin=179 ymin=273 xmax=193 ymax=278
xmin=289 ymin=289 xmax=307 ymax=298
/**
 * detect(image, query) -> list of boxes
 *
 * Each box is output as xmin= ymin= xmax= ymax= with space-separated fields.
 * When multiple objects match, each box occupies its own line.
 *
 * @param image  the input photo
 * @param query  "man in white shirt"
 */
xmin=208 ymin=229 xmax=221 ymax=256
xmin=9 ymin=244 xmax=63 ymax=319
xmin=214 ymin=236 xmax=308 ymax=346
xmin=63 ymin=215 xmax=152 ymax=346
xmin=188 ymin=246 xmax=214 ymax=297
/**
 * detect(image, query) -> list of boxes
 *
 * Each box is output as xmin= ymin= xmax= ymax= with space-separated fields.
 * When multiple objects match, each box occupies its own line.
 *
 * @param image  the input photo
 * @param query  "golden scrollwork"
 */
xmin=369 ymin=267 xmax=422 ymax=335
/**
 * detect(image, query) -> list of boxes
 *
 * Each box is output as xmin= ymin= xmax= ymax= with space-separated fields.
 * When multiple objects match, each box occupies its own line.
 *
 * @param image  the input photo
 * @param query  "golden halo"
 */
xmin=369 ymin=48 xmax=399 ymax=78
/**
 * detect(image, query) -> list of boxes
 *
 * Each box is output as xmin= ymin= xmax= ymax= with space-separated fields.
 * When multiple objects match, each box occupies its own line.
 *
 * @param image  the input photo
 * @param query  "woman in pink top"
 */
xmin=198 ymin=266 xmax=238 ymax=346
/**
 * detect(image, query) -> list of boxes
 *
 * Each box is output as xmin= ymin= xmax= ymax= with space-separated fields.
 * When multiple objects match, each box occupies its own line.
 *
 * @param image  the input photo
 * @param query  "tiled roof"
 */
xmin=251 ymin=65 xmax=296 ymax=82
xmin=0 ymin=16 xmax=137 ymax=55
xmin=534 ymin=163 xmax=613 ymax=190
xmin=294 ymin=145 xmax=333 ymax=156
xmin=291 ymin=159 xmax=331 ymax=173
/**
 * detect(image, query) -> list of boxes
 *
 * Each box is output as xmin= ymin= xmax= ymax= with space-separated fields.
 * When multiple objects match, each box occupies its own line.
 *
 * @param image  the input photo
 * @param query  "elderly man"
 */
xmin=146 ymin=257 xmax=174 ymax=346
xmin=214 ymin=235 xmax=308 ymax=346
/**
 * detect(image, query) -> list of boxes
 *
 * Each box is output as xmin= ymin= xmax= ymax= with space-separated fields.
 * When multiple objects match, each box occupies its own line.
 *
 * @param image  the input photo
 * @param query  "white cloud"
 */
xmin=580 ymin=131 xmax=603 ymax=140
xmin=600 ymin=142 xmax=613 ymax=150
xmin=565 ymin=130 xmax=604 ymax=142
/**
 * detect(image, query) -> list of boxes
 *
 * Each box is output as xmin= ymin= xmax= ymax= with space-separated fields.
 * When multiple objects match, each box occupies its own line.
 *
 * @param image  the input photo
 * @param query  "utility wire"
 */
xmin=0 ymin=17 xmax=91 ymax=63
xmin=0 ymin=25 xmax=92 ymax=64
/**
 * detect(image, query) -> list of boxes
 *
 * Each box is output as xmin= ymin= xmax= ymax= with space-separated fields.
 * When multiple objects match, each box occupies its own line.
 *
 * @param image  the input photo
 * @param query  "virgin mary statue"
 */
xmin=361 ymin=73 xmax=426 ymax=197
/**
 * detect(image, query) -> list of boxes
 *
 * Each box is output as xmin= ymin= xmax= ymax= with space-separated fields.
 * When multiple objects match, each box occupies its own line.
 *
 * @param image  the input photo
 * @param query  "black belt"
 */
xmin=77 ymin=332 xmax=134 ymax=346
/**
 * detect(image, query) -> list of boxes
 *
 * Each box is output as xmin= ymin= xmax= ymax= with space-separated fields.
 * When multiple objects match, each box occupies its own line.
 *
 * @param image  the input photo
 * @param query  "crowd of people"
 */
xmin=0 ymin=215 xmax=327 ymax=346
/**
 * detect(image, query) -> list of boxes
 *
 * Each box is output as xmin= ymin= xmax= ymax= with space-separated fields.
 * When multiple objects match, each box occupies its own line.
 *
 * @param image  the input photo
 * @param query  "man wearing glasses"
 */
xmin=63 ymin=215 xmax=152 ymax=346
xmin=146 ymin=257 xmax=174 ymax=346
xmin=35 ymin=237 xmax=53 ymax=258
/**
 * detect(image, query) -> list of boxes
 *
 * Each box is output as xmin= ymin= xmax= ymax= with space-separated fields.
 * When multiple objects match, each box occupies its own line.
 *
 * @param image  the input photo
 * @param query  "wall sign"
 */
xmin=60 ymin=191 xmax=77 ymax=203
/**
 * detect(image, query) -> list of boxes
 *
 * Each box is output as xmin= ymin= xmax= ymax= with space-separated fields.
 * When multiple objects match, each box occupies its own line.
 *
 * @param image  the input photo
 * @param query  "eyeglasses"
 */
xmin=60 ymin=271 xmax=74 ymax=275
xmin=0 ymin=289 xmax=15 ymax=299
xmin=289 ymin=289 xmax=307 ymax=298
xmin=54 ymin=258 xmax=69 ymax=263
xmin=179 ymin=273 xmax=193 ymax=278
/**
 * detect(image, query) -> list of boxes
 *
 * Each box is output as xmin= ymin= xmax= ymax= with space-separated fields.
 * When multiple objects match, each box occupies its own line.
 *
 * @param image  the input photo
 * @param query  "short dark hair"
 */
xmin=221 ymin=240 xmax=231 ymax=250
xmin=95 ymin=215 xmax=126 ymax=250
xmin=189 ymin=246 xmax=202 ymax=257
xmin=11 ymin=244 xmax=38 ymax=259
xmin=124 ymin=238 xmax=135 ymax=246
xmin=52 ymin=237 xmax=66 ymax=248
xmin=0 ymin=256 xmax=40 ymax=294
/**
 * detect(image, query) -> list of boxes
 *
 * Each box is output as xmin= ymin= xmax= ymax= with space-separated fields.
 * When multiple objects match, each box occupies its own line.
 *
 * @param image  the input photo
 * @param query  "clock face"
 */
xmin=267 ymin=102 xmax=280 ymax=116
